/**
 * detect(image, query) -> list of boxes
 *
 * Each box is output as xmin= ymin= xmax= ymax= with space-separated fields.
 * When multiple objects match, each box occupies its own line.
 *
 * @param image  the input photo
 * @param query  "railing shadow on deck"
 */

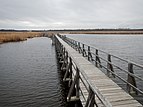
xmin=59 ymin=35 xmax=143 ymax=102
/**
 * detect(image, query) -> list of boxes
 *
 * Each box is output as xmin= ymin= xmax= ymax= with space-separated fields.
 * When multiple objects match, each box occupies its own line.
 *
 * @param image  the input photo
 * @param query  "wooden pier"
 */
xmin=54 ymin=35 xmax=143 ymax=107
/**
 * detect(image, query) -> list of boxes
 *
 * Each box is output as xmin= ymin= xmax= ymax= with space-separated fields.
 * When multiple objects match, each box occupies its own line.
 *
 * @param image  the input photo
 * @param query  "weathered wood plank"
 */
xmin=114 ymin=102 xmax=142 ymax=107
xmin=56 ymin=35 xmax=142 ymax=107
xmin=111 ymin=99 xmax=140 ymax=106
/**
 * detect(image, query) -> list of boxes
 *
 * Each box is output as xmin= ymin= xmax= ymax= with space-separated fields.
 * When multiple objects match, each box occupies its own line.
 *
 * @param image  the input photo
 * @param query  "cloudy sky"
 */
xmin=0 ymin=0 xmax=143 ymax=30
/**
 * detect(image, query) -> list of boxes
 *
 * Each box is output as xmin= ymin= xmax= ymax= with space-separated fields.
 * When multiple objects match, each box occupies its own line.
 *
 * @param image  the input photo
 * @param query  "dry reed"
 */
xmin=0 ymin=32 xmax=43 ymax=44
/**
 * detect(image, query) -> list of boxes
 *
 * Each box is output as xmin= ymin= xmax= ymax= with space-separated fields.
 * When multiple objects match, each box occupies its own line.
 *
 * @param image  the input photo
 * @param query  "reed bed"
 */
xmin=0 ymin=32 xmax=43 ymax=44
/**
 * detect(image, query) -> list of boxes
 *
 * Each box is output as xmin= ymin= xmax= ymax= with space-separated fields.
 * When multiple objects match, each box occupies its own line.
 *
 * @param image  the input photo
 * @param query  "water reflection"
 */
xmin=0 ymin=37 xmax=65 ymax=107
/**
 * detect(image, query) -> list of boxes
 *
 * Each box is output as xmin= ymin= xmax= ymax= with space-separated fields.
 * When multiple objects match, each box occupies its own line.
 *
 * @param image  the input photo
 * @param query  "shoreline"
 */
xmin=1 ymin=30 xmax=143 ymax=44
xmin=0 ymin=32 xmax=44 ymax=44
xmin=62 ymin=31 xmax=143 ymax=34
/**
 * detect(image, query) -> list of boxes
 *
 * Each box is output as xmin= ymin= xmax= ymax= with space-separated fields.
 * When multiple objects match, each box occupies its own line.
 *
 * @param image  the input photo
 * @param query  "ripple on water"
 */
xmin=0 ymin=37 xmax=65 ymax=107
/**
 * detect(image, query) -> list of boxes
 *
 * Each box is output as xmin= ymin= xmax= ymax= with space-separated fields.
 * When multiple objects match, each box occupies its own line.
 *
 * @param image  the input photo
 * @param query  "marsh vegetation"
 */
xmin=0 ymin=32 xmax=44 ymax=44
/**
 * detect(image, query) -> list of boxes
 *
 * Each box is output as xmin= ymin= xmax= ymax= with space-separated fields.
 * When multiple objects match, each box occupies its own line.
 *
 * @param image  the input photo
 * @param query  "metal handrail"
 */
xmin=61 ymin=35 xmax=143 ymax=95
xmin=88 ymin=52 xmax=143 ymax=81
xmin=64 ymin=35 xmax=143 ymax=68
xmin=55 ymin=35 xmax=110 ymax=106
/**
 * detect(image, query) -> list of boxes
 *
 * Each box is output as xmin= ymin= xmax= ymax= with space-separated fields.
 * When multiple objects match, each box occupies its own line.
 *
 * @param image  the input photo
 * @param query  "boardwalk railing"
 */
xmin=60 ymin=35 xmax=143 ymax=96
xmin=54 ymin=35 xmax=142 ymax=106
xmin=55 ymin=35 xmax=113 ymax=106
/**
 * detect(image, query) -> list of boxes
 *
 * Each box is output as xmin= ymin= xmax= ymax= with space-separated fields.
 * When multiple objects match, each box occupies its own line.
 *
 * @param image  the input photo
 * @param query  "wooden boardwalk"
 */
xmin=55 ymin=35 xmax=142 ymax=107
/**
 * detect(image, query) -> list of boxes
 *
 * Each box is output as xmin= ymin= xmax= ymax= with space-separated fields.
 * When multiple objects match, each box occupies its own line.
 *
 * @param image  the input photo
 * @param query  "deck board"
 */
xmin=56 ymin=36 xmax=142 ymax=107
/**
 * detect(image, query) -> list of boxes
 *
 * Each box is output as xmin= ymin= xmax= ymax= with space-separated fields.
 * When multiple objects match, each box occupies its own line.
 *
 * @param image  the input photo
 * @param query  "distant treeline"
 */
xmin=48 ymin=29 xmax=143 ymax=32
xmin=0 ymin=29 xmax=143 ymax=32
xmin=0 ymin=29 xmax=31 ymax=32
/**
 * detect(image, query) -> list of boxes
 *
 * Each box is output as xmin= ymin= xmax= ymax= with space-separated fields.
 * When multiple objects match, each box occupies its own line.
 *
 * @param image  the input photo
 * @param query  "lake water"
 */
xmin=66 ymin=34 xmax=143 ymax=64
xmin=0 ymin=37 xmax=66 ymax=107
xmin=0 ymin=35 xmax=143 ymax=106
xmin=66 ymin=34 xmax=143 ymax=103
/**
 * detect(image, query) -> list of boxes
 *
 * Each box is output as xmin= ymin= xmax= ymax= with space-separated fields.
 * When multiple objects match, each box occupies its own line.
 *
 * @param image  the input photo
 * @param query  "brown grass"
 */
xmin=0 ymin=32 xmax=44 ymax=44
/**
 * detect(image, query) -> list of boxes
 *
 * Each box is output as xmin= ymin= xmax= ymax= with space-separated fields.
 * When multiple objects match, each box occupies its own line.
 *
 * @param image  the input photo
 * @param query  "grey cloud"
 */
xmin=0 ymin=0 xmax=143 ymax=29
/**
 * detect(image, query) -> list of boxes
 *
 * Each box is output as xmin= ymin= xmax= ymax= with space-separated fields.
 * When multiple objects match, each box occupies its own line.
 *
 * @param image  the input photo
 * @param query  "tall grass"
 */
xmin=0 ymin=32 xmax=43 ymax=44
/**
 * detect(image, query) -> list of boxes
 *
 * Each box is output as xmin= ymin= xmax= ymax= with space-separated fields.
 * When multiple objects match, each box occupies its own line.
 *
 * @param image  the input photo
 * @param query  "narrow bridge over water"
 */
xmin=53 ymin=34 xmax=143 ymax=107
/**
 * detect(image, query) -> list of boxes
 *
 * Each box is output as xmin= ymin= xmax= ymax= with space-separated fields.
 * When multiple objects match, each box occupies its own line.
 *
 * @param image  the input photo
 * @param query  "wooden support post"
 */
xmin=88 ymin=46 xmax=93 ymax=61
xmin=69 ymin=57 xmax=73 ymax=87
xmin=78 ymin=42 xmax=81 ymax=53
xmin=75 ymin=41 xmax=77 ymax=51
xmin=127 ymin=63 xmax=138 ymax=95
xmin=73 ymin=40 xmax=75 ymax=49
xmin=59 ymin=46 xmax=64 ymax=63
xmin=69 ymin=39 xmax=71 ymax=46
xmin=63 ymin=56 xmax=72 ymax=82
xmin=71 ymin=40 xmax=73 ymax=47
xmin=88 ymin=46 xmax=90 ymax=61
xmin=82 ymin=44 xmax=87 ymax=57
xmin=76 ymin=67 xmax=80 ymax=98
xmin=59 ymin=47 xmax=64 ymax=62
xmin=58 ymin=45 xmax=63 ymax=59
xmin=63 ymin=63 xmax=71 ymax=81
xmin=82 ymin=44 xmax=85 ymax=56
xmin=95 ymin=49 xmax=101 ymax=67
xmin=60 ymin=45 xmax=63 ymax=54
xmin=85 ymin=87 xmax=95 ymax=107
xmin=67 ymin=66 xmax=80 ymax=102
xmin=52 ymin=35 xmax=55 ymax=45
xmin=78 ymin=42 xmax=80 ymax=52
xmin=67 ymin=74 xmax=78 ymax=102
xmin=107 ymin=54 xmax=115 ymax=78
xmin=61 ymin=48 xmax=67 ymax=71
xmin=74 ymin=40 xmax=76 ymax=49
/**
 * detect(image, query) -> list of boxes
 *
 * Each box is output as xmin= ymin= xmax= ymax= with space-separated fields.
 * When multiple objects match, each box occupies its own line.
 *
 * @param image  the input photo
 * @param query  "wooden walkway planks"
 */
xmin=56 ymin=35 xmax=142 ymax=107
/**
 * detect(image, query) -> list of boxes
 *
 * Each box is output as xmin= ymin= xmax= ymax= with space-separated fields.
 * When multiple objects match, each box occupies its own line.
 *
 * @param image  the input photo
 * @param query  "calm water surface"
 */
xmin=66 ymin=34 xmax=143 ymax=64
xmin=1 ymin=35 xmax=143 ymax=106
xmin=0 ymin=37 xmax=65 ymax=107
xmin=66 ymin=34 xmax=143 ymax=102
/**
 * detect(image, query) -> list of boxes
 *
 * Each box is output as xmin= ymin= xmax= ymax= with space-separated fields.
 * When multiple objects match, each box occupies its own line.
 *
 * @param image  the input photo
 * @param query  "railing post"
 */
xmin=95 ymin=49 xmax=101 ymax=67
xmin=88 ymin=46 xmax=90 ymax=61
xmin=69 ymin=57 xmax=73 ymax=86
xmin=95 ymin=49 xmax=98 ymax=67
xmin=67 ymin=66 xmax=80 ymax=102
xmin=82 ymin=44 xmax=87 ymax=57
xmin=71 ymin=40 xmax=74 ymax=48
xmin=63 ymin=56 xmax=72 ymax=85
xmin=51 ymin=35 xmax=55 ymax=45
xmin=67 ymin=38 xmax=69 ymax=45
xmin=85 ymin=87 xmax=95 ymax=107
xmin=58 ymin=45 xmax=63 ymax=59
xmin=73 ymin=40 xmax=74 ymax=48
xmin=61 ymin=48 xmax=67 ymax=70
xmin=75 ymin=41 xmax=78 ymax=51
xmin=82 ymin=44 xmax=85 ymax=56
xmin=107 ymin=54 xmax=115 ymax=78
xmin=127 ymin=63 xmax=138 ymax=95
xmin=59 ymin=45 xmax=64 ymax=62
xmin=76 ymin=67 xmax=80 ymax=99
xmin=78 ymin=42 xmax=81 ymax=53
xmin=74 ymin=40 xmax=77 ymax=49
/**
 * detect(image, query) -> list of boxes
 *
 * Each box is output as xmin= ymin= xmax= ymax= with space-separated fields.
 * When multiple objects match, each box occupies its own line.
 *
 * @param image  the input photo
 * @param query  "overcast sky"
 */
xmin=0 ymin=0 xmax=143 ymax=30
